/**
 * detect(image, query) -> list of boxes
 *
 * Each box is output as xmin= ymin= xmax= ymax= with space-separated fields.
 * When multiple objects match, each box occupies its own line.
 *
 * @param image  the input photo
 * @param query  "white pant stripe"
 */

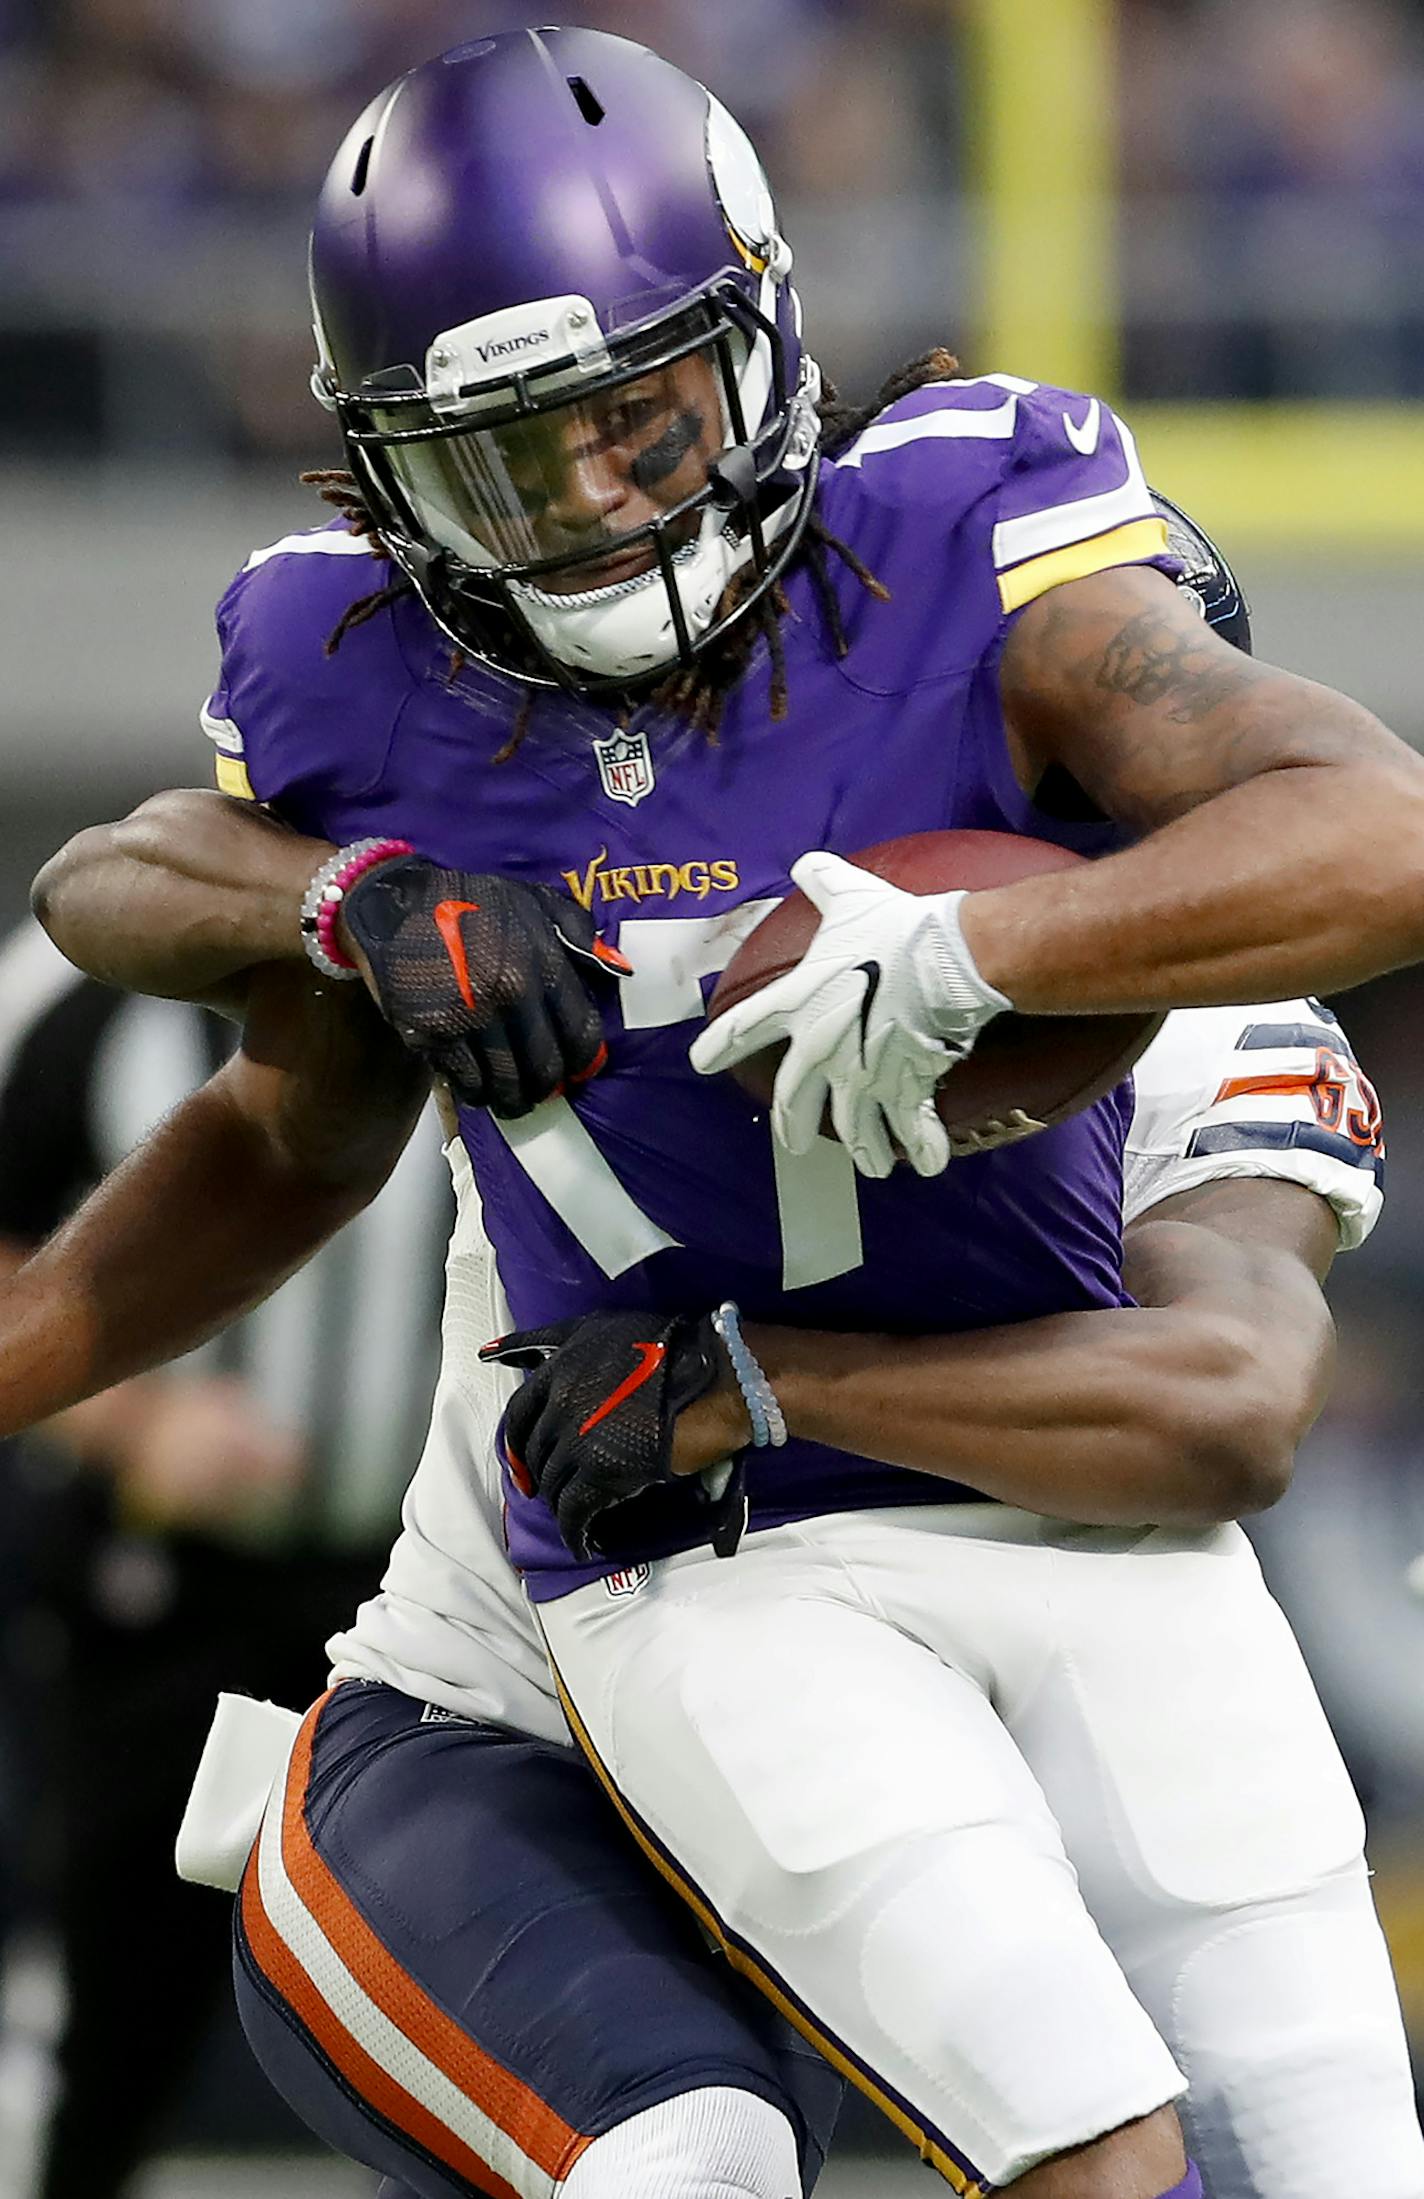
xmin=254 ymin=1748 xmax=559 ymax=2199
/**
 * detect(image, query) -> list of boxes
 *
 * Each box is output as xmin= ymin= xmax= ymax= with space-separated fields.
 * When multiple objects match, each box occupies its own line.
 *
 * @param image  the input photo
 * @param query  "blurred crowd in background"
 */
xmin=0 ymin=0 xmax=970 ymax=457
xmin=10 ymin=0 xmax=1424 ymax=460
xmin=2 ymin=0 xmax=1424 ymax=2191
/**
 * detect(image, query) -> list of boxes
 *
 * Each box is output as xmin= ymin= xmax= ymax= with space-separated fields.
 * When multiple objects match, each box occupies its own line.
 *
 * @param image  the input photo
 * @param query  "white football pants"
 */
xmin=540 ymin=1506 xmax=1424 ymax=2196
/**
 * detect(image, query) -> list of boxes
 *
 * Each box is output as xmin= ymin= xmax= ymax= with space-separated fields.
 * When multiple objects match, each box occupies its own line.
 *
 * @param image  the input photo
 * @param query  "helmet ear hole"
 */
xmin=351 ymin=136 xmax=374 ymax=196
xmin=567 ymin=76 xmax=605 ymax=126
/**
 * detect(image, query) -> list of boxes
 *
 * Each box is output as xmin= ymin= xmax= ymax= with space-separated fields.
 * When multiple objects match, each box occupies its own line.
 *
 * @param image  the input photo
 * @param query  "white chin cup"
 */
xmin=510 ymin=509 xmax=743 ymax=680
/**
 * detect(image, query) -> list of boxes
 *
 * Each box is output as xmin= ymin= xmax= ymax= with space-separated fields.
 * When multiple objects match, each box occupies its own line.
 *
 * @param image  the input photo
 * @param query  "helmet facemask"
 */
xmin=316 ymin=277 xmax=821 ymax=694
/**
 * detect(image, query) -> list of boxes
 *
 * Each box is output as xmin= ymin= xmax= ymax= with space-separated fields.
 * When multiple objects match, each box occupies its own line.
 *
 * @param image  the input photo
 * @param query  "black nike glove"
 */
xmin=480 ymin=1311 xmax=745 ymax=1562
xmin=341 ymin=856 xmax=631 ymax=1117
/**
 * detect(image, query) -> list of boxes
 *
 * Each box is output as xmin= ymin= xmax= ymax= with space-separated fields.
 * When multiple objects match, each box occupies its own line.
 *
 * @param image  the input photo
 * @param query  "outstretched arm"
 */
xmin=0 ymin=963 xmax=427 ymax=1437
xmin=975 ymin=564 xmax=1424 ymax=1009
xmin=671 ymin=1176 xmax=1337 ymax=1528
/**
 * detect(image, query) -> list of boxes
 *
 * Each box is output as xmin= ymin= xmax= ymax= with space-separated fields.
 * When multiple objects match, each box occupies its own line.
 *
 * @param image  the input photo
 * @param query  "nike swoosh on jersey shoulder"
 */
xmin=1062 ymin=398 xmax=1102 ymax=456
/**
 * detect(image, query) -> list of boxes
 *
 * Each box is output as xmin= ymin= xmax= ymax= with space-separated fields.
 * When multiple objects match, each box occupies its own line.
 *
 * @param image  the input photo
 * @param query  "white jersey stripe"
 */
xmin=836 ymin=388 xmax=1021 ymax=468
xmin=199 ymin=699 xmax=246 ymax=755
xmin=992 ymin=411 xmax=1153 ymax=572
xmin=996 ymin=518 xmax=1168 ymax=617
xmin=243 ymin=530 xmax=379 ymax=572
xmin=962 ymin=373 xmax=1041 ymax=395
xmin=830 ymin=374 xmax=1039 ymax=471
xmin=254 ymin=1747 xmax=560 ymax=2199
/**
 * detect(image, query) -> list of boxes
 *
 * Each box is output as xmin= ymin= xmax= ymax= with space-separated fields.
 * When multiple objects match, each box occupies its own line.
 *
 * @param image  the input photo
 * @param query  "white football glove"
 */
xmin=689 ymin=851 xmax=1012 ymax=1181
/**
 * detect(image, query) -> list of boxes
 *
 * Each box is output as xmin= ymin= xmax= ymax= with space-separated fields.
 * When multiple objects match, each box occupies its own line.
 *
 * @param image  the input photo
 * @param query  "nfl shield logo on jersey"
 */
xmin=593 ymin=728 xmax=655 ymax=808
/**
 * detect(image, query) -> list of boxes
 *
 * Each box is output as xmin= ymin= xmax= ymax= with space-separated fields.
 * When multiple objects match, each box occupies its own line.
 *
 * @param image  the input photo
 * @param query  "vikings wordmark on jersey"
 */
xmin=559 ymin=850 xmax=742 ymax=911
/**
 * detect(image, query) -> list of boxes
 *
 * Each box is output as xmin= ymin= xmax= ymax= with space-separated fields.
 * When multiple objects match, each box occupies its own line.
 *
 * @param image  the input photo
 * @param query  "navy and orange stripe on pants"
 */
xmin=240 ymin=1689 xmax=587 ymax=2197
xmin=233 ymin=1681 xmax=842 ymax=2198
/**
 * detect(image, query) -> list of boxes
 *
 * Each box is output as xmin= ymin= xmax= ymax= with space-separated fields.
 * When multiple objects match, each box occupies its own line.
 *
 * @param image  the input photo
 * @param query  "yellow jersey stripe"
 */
xmin=215 ymin=755 xmax=255 ymax=801
xmin=545 ymin=1658 xmax=986 ymax=2197
xmin=997 ymin=515 xmax=1170 ymax=615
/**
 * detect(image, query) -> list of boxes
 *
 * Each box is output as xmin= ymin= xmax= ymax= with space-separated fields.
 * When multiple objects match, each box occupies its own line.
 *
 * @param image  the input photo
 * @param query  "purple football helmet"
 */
xmin=309 ymin=29 xmax=822 ymax=693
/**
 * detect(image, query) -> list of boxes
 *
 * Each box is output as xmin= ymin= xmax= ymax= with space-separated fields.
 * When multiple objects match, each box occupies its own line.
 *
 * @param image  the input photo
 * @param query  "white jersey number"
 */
xmin=492 ymin=909 xmax=863 ymax=1290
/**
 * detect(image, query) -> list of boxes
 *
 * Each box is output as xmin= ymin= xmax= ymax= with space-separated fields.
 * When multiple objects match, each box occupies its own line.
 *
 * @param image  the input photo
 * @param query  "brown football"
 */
xmin=706 ymin=830 xmax=1161 ymax=1157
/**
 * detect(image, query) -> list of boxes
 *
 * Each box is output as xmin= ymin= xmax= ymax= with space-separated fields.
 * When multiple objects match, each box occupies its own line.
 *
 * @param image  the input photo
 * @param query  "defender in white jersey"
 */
xmin=159 ymin=990 xmax=1402 ymax=2199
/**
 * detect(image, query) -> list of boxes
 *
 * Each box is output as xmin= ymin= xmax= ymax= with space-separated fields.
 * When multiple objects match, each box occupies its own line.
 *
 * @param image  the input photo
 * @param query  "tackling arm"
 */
xmin=32 ymin=790 xmax=622 ymax=1114
xmin=678 ymin=1176 xmax=1338 ymax=1528
xmin=976 ymin=564 xmax=1424 ymax=1009
xmin=0 ymin=963 xmax=427 ymax=1437
xmin=31 ymin=790 xmax=334 ymax=1007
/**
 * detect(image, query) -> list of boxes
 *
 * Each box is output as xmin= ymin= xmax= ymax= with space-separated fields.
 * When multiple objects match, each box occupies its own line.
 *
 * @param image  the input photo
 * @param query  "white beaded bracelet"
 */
xmin=711 ymin=1301 xmax=787 ymax=1450
xmin=298 ymin=836 xmax=412 ymax=981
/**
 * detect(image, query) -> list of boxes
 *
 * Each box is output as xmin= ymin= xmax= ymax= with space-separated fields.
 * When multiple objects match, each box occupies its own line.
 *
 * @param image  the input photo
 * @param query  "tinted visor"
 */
xmin=367 ymin=316 xmax=741 ymax=593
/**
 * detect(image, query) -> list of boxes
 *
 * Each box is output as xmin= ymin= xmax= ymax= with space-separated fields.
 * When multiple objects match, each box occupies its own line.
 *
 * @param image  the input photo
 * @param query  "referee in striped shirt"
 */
xmin=0 ymin=919 xmax=450 ymax=2199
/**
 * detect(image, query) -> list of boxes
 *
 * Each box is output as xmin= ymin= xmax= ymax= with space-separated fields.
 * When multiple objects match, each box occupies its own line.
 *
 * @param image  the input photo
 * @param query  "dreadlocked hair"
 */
xmin=301 ymin=345 xmax=959 ymax=751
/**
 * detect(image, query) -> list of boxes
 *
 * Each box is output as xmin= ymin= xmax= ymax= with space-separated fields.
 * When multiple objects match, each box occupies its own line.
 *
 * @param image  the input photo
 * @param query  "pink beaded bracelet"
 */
xmin=299 ymin=837 xmax=413 ymax=981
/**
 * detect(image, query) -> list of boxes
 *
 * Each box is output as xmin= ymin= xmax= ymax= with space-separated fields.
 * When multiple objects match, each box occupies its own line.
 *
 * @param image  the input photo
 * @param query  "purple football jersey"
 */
xmin=205 ymin=375 xmax=1180 ymax=1596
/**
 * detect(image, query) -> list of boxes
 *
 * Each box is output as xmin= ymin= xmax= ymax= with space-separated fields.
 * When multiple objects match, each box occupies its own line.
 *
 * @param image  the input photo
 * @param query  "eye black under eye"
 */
xmin=630 ymin=408 xmax=704 ymax=492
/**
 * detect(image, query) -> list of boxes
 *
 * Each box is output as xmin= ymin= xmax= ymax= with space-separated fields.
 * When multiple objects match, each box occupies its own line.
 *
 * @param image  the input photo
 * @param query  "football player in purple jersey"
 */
xmin=26 ymin=26 xmax=1424 ymax=2199
xmin=0 ymin=901 xmax=1391 ymax=2199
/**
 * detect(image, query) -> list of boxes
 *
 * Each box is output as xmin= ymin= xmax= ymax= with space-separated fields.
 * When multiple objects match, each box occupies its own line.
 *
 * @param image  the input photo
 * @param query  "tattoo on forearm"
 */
xmin=1095 ymin=612 xmax=1259 ymax=725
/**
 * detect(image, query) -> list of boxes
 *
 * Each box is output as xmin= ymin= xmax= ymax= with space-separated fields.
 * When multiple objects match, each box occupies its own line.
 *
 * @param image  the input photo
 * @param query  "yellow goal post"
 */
xmin=962 ymin=0 xmax=1424 ymax=551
